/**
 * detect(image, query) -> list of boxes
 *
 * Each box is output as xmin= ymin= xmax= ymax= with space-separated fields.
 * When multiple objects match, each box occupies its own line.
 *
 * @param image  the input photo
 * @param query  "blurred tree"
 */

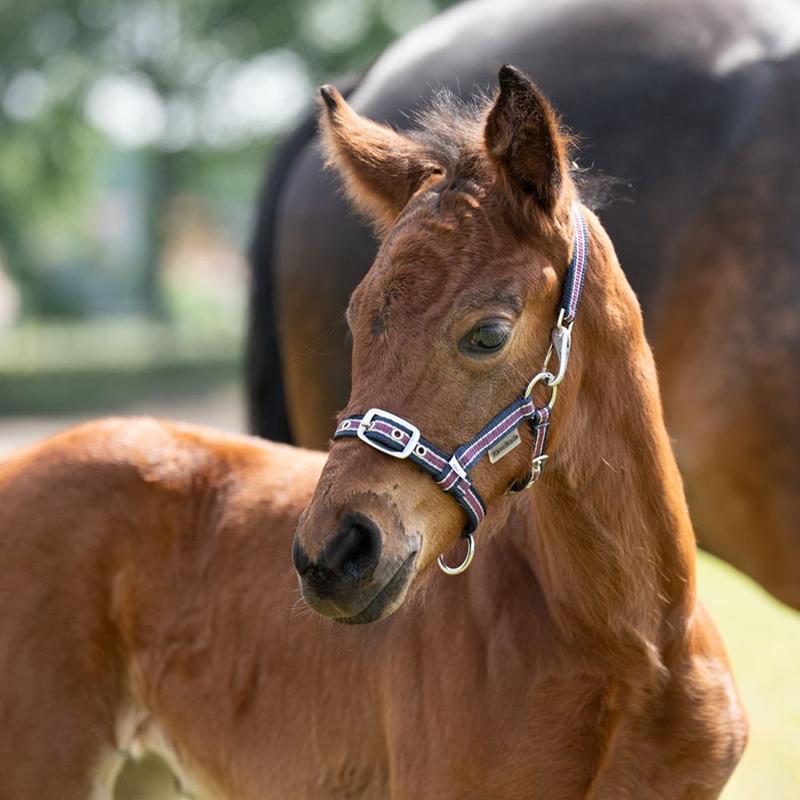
xmin=0 ymin=0 xmax=100 ymax=314
xmin=0 ymin=0 xmax=458 ymax=319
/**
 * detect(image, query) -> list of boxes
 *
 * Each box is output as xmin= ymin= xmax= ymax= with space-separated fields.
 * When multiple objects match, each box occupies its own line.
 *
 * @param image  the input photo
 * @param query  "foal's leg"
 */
xmin=589 ymin=602 xmax=746 ymax=799
xmin=0 ymin=678 xmax=119 ymax=799
xmin=0 ymin=472 xmax=125 ymax=798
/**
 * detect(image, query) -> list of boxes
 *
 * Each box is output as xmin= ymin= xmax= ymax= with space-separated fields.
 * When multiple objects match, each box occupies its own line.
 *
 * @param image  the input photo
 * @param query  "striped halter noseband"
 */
xmin=334 ymin=204 xmax=589 ymax=574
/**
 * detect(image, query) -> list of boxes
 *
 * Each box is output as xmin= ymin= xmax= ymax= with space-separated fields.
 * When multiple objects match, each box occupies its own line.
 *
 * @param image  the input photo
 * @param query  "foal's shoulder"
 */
xmin=666 ymin=602 xmax=749 ymax=779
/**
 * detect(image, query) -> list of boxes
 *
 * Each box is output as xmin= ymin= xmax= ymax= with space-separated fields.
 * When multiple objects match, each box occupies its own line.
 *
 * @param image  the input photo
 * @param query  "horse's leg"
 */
xmin=0 ymin=680 xmax=119 ymax=799
xmin=655 ymin=246 xmax=799 ymax=605
xmin=652 ymin=105 xmax=800 ymax=606
xmin=0 ymin=490 xmax=125 ymax=798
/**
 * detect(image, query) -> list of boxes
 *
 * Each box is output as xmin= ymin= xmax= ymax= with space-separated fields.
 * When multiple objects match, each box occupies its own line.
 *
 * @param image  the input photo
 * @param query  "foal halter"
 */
xmin=334 ymin=204 xmax=589 ymax=575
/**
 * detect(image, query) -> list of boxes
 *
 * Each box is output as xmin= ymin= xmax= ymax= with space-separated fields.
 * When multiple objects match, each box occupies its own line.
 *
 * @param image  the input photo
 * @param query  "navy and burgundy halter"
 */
xmin=334 ymin=204 xmax=589 ymax=546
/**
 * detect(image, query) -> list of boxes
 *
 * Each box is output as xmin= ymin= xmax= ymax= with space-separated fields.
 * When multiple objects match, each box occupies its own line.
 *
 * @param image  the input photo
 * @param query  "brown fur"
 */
xmin=0 ymin=68 xmax=746 ymax=798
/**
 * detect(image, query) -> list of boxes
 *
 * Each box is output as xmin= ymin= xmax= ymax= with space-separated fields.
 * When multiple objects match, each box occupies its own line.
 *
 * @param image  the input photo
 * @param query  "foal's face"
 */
xmin=293 ymin=66 xmax=575 ymax=622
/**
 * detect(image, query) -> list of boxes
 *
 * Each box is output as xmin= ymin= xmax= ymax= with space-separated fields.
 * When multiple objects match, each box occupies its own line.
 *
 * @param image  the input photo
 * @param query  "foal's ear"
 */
xmin=318 ymin=85 xmax=439 ymax=230
xmin=485 ymin=65 xmax=570 ymax=216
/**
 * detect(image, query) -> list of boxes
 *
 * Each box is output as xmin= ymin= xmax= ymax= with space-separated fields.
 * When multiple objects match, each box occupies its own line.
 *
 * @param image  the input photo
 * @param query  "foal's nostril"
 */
xmin=323 ymin=513 xmax=383 ymax=581
xmin=292 ymin=535 xmax=311 ymax=576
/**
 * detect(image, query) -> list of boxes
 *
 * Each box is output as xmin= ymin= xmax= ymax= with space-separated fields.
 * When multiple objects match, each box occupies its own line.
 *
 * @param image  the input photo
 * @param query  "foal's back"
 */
xmin=0 ymin=420 xmax=320 ymax=797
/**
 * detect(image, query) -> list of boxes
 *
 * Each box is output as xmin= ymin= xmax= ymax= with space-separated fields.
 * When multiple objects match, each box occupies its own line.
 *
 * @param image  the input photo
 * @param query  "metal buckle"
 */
xmin=523 ymin=454 xmax=549 ymax=489
xmin=357 ymin=408 xmax=420 ymax=459
xmin=505 ymin=453 xmax=549 ymax=495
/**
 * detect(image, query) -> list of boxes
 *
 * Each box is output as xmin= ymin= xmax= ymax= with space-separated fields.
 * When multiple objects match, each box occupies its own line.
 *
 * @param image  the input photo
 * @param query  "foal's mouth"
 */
xmin=334 ymin=550 xmax=418 ymax=625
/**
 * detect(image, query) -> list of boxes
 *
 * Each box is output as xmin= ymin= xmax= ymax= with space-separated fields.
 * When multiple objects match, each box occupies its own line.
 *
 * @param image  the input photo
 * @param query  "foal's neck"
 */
xmin=515 ymin=220 xmax=696 ymax=669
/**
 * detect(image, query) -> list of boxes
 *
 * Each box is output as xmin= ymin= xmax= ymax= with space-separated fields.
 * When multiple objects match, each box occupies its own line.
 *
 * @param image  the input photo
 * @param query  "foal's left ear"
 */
xmin=485 ymin=65 xmax=570 ymax=216
xmin=318 ymin=84 xmax=440 ymax=230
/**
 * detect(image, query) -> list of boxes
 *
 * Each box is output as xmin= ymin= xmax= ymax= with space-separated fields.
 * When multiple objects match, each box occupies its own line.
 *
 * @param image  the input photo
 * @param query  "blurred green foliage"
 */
xmin=0 ymin=0 xmax=457 ymax=319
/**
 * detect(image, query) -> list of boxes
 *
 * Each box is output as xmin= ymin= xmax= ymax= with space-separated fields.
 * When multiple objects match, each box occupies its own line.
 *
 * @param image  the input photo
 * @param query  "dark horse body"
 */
xmin=247 ymin=0 xmax=800 ymax=606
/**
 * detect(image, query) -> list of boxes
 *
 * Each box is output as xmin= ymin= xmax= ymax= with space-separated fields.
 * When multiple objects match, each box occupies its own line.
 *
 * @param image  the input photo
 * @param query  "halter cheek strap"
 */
xmin=333 ymin=204 xmax=589 ymax=563
xmin=334 ymin=399 xmax=553 ymax=533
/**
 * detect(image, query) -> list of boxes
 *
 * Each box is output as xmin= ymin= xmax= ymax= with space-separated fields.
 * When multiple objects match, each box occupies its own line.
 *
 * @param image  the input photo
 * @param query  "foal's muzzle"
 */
xmin=292 ymin=509 xmax=419 ymax=624
xmin=293 ymin=512 xmax=381 ymax=584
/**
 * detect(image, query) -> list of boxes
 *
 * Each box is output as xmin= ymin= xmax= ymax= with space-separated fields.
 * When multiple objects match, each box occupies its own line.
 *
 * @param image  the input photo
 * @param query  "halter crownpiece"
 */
xmin=334 ymin=203 xmax=589 ymax=574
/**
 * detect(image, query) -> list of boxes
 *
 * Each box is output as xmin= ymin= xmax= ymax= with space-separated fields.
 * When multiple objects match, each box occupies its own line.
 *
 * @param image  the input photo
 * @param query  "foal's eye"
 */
xmin=460 ymin=320 xmax=512 ymax=356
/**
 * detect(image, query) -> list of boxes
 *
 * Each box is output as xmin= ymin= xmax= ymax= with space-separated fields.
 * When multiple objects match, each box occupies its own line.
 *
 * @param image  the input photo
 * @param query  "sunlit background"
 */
xmin=0 ymin=0 xmax=454 ymax=436
xmin=0 ymin=1 xmax=798 ymax=798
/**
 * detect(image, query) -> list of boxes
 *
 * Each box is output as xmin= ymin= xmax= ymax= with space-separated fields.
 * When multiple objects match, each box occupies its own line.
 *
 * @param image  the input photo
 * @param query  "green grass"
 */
xmin=0 ymin=316 xmax=241 ymax=373
xmin=697 ymin=552 xmax=800 ymax=798
xmin=0 ymin=317 xmax=242 ymax=414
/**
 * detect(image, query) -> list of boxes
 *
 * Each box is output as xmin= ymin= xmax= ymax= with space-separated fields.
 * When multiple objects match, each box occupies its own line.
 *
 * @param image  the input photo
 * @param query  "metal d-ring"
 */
xmin=524 ymin=370 xmax=558 ymax=409
xmin=437 ymin=533 xmax=475 ymax=575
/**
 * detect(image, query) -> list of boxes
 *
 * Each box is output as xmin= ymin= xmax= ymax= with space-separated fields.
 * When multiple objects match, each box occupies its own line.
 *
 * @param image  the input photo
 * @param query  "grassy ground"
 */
xmin=114 ymin=552 xmax=800 ymax=799
xmin=0 ymin=317 xmax=241 ymax=414
xmin=697 ymin=553 xmax=800 ymax=799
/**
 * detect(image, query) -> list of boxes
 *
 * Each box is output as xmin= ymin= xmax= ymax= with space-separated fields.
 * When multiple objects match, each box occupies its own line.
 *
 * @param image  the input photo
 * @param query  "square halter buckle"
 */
xmin=357 ymin=408 xmax=421 ymax=459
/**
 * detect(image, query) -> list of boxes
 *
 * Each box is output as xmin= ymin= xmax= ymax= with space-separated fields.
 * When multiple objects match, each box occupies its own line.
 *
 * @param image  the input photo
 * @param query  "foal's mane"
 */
xmin=407 ymin=88 xmax=624 ymax=210
xmin=408 ymin=89 xmax=490 ymax=186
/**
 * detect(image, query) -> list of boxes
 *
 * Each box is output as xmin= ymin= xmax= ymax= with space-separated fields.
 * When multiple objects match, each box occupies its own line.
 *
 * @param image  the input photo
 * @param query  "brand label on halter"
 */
xmin=488 ymin=429 xmax=522 ymax=464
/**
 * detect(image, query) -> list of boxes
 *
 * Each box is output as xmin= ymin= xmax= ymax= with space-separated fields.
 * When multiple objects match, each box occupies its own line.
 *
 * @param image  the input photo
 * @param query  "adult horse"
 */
xmin=0 ymin=68 xmax=745 ymax=798
xmin=247 ymin=0 xmax=800 ymax=607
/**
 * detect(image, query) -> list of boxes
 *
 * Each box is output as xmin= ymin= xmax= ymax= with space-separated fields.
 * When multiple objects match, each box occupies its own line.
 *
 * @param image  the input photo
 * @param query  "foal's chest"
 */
xmin=381 ymin=670 xmax=606 ymax=799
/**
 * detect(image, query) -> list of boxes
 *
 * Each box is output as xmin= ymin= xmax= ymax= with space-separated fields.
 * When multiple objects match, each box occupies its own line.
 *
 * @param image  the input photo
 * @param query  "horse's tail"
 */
xmin=245 ymin=75 xmax=362 ymax=442
xmin=245 ymin=111 xmax=317 ymax=442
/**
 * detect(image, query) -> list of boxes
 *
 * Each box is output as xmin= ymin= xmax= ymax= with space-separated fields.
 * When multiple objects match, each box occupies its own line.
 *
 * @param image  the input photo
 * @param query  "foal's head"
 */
xmin=293 ymin=66 xmax=586 ymax=622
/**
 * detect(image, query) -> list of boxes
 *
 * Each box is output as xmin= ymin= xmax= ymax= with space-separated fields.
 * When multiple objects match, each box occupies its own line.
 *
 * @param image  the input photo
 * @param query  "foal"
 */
xmin=0 ymin=67 xmax=745 ymax=799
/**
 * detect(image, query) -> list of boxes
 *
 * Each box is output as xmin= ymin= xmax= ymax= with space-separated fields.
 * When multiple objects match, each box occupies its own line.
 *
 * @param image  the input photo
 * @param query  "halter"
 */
xmin=334 ymin=203 xmax=589 ymax=575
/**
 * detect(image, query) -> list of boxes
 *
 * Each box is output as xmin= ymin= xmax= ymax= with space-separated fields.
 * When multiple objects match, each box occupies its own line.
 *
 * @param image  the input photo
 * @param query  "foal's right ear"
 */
xmin=484 ymin=65 xmax=570 ymax=217
xmin=318 ymin=85 xmax=439 ymax=231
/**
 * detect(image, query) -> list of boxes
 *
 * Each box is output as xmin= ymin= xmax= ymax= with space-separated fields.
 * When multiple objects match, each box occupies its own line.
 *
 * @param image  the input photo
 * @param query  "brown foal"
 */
xmin=0 ymin=67 xmax=746 ymax=799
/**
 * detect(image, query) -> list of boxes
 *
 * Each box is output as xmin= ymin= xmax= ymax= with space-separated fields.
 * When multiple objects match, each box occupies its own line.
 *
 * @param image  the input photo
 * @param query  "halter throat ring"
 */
xmin=333 ymin=204 xmax=589 ymax=575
